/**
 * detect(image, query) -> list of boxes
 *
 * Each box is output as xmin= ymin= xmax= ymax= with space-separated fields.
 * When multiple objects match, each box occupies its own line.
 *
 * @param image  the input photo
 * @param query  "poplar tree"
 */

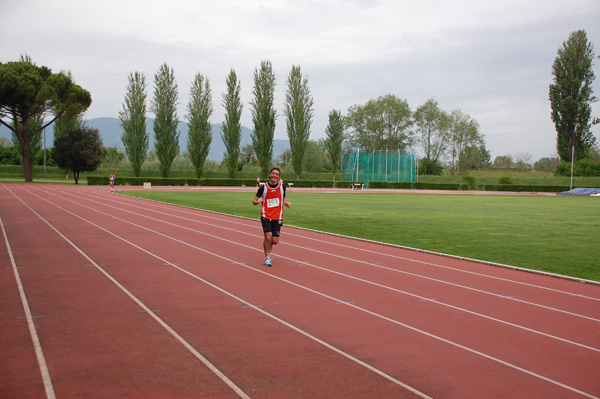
xmin=250 ymin=60 xmax=277 ymax=177
xmin=221 ymin=69 xmax=243 ymax=178
xmin=324 ymin=109 xmax=345 ymax=183
xmin=549 ymin=29 xmax=598 ymax=162
xmin=186 ymin=73 xmax=213 ymax=178
xmin=152 ymin=63 xmax=180 ymax=178
xmin=284 ymin=65 xmax=314 ymax=179
xmin=119 ymin=71 xmax=148 ymax=177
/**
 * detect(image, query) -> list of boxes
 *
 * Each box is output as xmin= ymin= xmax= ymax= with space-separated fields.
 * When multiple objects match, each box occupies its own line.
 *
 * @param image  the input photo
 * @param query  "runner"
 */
xmin=252 ymin=167 xmax=291 ymax=266
xmin=109 ymin=172 xmax=116 ymax=192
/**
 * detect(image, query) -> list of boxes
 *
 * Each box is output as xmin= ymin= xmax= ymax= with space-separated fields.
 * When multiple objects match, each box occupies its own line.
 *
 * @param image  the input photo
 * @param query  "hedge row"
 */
xmin=369 ymin=181 xmax=469 ymax=190
xmin=87 ymin=176 xmax=575 ymax=193
xmin=86 ymin=176 xmax=358 ymax=188
xmin=482 ymin=184 xmax=571 ymax=192
xmin=372 ymin=181 xmax=573 ymax=192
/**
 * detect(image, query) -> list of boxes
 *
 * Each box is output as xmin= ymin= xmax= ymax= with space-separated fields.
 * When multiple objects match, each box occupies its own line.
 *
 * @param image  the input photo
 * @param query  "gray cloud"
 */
xmin=1 ymin=0 xmax=599 ymax=161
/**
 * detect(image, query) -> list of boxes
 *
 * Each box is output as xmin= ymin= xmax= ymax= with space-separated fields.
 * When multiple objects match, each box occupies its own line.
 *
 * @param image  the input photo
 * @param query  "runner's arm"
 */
xmin=253 ymin=185 xmax=265 ymax=205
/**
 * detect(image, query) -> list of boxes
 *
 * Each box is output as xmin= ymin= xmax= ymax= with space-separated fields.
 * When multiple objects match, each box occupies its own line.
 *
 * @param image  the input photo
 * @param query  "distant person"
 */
xmin=109 ymin=172 xmax=116 ymax=192
xmin=252 ymin=167 xmax=291 ymax=266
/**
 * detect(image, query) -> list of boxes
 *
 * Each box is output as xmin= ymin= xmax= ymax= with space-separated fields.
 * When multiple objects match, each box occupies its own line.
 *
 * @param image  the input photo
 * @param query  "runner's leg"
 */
xmin=263 ymin=232 xmax=272 ymax=257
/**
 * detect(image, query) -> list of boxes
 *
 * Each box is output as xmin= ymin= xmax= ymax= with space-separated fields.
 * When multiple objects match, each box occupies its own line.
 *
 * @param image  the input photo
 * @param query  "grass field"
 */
xmin=122 ymin=190 xmax=600 ymax=282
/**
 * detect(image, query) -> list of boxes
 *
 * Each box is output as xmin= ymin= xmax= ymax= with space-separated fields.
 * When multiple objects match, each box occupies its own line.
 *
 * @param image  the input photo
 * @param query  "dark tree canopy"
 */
xmin=52 ymin=126 xmax=103 ymax=184
xmin=0 ymin=57 xmax=91 ymax=181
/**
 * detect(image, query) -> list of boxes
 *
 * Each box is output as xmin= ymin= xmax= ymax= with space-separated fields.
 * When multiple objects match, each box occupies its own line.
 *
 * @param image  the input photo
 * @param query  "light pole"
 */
xmin=43 ymin=128 xmax=46 ymax=173
xmin=569 ymin=145 xmax=574 ymax=190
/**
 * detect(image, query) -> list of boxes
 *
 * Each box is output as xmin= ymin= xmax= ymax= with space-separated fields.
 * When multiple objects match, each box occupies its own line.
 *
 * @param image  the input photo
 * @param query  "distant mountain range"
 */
xmin=0 ymin=117 xmax=290 ymax=162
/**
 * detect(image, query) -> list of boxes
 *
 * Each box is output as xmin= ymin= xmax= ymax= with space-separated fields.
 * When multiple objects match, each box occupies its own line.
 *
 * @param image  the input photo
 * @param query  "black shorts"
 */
xmin=261 ymin=217 xmax=282 ymax=237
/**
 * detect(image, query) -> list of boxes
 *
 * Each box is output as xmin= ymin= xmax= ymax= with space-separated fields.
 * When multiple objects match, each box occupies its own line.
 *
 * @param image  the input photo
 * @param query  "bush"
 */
xmin=369 ymin=181 xmax=469 ymax=190
xmin=533 ymin=157 xmax=559 ymax=172
xmin=462 ymin=175 xmax=475 ymax=189
xmin=483 ymin=184 xmax=570 ymax=192
xmin=418 ymin=157 xmax=443 ymax=175
xmin=0 ymin=146 xmax=20 ymax=165
xmin=555 ymin=160 xmax=600 ymax=177
xmin=498 ymin=176 xmax=512 ymax=185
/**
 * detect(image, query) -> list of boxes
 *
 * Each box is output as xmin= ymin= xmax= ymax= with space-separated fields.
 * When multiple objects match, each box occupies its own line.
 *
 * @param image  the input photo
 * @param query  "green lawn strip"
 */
xmin=122 ymin=190 xmax=600 ymax=282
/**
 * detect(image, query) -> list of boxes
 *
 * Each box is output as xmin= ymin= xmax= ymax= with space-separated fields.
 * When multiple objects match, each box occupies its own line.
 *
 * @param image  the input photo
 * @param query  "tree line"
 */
xmin=120 ymin=61 xmax=325 ymax=181
xmin=119 ymin=60 xmax=487 ymax=179
xmin=1 ymin=29 xmax=597 ymax=182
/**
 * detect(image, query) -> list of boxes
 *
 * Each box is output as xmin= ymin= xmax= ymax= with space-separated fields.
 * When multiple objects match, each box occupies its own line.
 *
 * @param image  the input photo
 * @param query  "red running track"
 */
xmin=1 ymin=183 xmax=599 ymax=399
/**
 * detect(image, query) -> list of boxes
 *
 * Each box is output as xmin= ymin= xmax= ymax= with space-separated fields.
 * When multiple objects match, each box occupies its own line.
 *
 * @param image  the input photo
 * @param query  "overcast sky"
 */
xmin=2 ymin=0 xmax=599 ymax=161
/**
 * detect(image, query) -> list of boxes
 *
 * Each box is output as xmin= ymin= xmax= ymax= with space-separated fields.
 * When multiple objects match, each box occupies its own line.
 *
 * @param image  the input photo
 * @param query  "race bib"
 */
xmin=266 ymin=197 xmax=280 ymax=208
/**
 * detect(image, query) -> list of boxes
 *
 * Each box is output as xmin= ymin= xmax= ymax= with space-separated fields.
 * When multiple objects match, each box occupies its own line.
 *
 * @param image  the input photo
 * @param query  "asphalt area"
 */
xmin=1 ymin=183 xmax=599 ymax=399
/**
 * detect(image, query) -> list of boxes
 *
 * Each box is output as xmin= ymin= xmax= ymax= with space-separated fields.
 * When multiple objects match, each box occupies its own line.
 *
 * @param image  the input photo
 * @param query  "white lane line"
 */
xmin=59 ymin=187 xmax=600 ymax=324
xmin=71 ymin=186 xmax=600 ymax=302
xmin=1 ymin=216 xmax=56 ymax=399
xmin=16 ymin=185 xmax=433 ymax=398
xmin=29 ymin=186 xmax=600 ymax=398
xmin=41 ymin=186 xmax=600 ymax=352
xmin=88 ymin=188 xmax=600 ymax=295
xmin=285 ymin=241 xmax=600 ymax=323
xmin=6 ymin=190 xmax=253 ymax=399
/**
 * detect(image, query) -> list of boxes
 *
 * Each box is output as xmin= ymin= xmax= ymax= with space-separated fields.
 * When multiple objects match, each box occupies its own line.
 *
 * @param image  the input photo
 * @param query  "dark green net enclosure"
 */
xmin=341 ymin=149 xmax=417 ymax=188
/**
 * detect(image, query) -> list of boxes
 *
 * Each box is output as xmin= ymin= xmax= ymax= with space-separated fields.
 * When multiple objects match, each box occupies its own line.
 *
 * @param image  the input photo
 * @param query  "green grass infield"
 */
xmin=122 ymin=190 xmax=600 ymax=282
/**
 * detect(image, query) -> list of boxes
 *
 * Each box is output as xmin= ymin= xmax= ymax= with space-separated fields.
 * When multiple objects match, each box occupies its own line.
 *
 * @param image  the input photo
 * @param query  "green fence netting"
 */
xmin=341 ymin=149 xmax=416 ymax=188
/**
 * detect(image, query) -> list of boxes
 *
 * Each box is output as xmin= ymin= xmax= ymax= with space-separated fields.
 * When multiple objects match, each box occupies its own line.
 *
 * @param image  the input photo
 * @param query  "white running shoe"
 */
xmin=264 ymin=256 xmax=272 ymax=266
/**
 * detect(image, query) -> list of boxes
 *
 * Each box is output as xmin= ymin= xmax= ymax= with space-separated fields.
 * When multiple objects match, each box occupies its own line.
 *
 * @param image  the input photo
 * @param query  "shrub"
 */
xmin=533 ymin=157 xmax=559 ymax=172
xmin=498 ymin=176 xmax=512 ymax=185
xmin=0 ymin=146 xmax=20 ymax=165
xmin=418 ymin=157 xmax=443 ymax=175
xmin=483 ymin=184 xmax=570 ymax=192
xmin=369 ymin=181 xmax=469 ymax=190
xmin=555 ymin=160 xmax=600 ymax=177
xmin=462 ymin=175 xmax=475 ymax=189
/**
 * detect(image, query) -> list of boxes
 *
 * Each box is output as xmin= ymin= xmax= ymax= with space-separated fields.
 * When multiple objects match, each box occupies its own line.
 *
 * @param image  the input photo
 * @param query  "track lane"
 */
xmin=44 ymin=185 xmax=600 ymax=396
xmin=60 ymin=185 xmax=600 ymax=344
xmin=2 ymin=185 xmax=255 ymax=399
xmin=2 ymin=184 xmax=599 ymax=398
xmin=30 ymin=186 xmax=600 ymax=398
xmin=5 ymin=185 xmax=429 ymax=398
